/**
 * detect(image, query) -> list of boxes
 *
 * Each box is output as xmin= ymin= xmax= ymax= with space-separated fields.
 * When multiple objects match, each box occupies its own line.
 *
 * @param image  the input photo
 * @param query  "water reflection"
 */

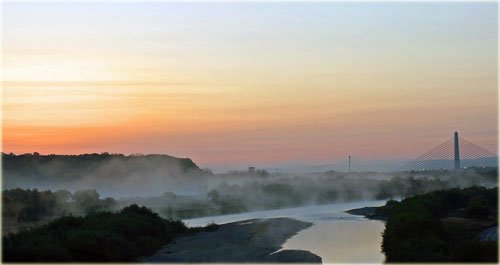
xmin=182 ymin=200 xmax=387 ymax=263
xmin=183 ymin=200 xmax=385 ymax=226
xmin=282 ymin=220 xmax=385 ymax=263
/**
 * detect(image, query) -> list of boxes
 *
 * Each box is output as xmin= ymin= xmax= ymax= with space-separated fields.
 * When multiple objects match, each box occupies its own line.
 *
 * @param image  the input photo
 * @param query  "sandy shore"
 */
xmin=143 ymin=217 xmax=322 ymax=263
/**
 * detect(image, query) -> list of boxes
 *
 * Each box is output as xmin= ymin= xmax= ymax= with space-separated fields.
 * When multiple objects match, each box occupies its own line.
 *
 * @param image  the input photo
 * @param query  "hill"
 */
xmin=2 ymin=153 xmax=208 ymax=196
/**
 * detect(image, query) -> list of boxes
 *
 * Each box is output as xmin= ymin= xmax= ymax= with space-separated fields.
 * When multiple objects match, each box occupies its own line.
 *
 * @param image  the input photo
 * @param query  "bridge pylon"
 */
xmin=454 ymin=131 xmax=460 ymax=170
xmin=398 ymin=131 xmax=497 ymax=171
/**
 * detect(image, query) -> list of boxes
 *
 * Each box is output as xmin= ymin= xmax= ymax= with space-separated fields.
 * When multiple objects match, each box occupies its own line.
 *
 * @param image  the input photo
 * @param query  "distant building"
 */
xmin=248 ymin=167 xmax=256 ymax=173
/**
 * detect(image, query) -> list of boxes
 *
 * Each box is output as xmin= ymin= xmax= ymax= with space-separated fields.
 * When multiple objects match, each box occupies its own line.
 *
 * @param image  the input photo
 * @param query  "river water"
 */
xmin=183 ymin=200 xmax=386 ymax=263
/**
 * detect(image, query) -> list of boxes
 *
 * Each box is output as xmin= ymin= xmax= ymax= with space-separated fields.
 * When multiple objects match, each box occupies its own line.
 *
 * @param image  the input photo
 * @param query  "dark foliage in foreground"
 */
xmin=381 ymin=186 xmax=498 ymax=262
xmin=2 ymin=204 xmax=218 ymax=262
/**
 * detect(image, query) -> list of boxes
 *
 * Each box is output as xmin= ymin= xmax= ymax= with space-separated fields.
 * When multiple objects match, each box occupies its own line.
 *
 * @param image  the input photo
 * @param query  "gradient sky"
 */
xmin=2 ymin=2 xmax=498 ymax=170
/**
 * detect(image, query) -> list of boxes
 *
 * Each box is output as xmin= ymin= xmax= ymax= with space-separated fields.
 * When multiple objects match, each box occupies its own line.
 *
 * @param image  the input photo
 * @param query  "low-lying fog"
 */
xmin=2 ymin=152 xmax=498 ymax=221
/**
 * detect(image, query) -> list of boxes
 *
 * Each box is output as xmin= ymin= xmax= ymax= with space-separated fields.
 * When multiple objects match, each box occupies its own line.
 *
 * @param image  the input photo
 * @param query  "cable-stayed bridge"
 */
xmin=399 ymin=131 xmax=498 ymax=171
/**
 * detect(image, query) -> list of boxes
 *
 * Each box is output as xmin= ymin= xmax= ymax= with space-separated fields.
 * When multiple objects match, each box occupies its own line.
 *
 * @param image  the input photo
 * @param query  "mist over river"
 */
xmin=183 ymin=200 xmax=387 ymax=263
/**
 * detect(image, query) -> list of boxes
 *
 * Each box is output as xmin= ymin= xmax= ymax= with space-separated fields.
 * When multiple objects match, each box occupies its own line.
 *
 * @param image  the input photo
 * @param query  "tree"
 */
xmin=73 ymin=189 xmax=100 ymax=214
xmin=207 ymin=190 xmax=220 ymax=203
xmin=54 ymin=190 xmax=72 ymax=203
xmin=465 ymin=195 xmax=489 ymax=218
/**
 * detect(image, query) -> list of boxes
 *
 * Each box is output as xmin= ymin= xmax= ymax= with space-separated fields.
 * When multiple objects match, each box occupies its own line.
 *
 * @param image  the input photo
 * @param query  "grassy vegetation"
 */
xmin=380 ymin=186 xmax=498 ymax=262
xmin=2 ymin=204 xmax=218 ymax=262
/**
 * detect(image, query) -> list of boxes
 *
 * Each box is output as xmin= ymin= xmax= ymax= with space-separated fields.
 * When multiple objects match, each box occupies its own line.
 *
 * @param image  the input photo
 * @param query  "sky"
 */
xmin=2 ymin=2 xmax=498 ymax=171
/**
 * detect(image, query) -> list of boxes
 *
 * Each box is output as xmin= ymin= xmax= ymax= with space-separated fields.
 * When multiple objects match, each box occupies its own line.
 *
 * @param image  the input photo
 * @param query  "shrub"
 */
xmin=381 ymin=186 xmax=498 ymax=263
xmin=465 ymin=195 xmax=490 ymax=218
xmin=2 ymin=204 xmax=189 ymax=262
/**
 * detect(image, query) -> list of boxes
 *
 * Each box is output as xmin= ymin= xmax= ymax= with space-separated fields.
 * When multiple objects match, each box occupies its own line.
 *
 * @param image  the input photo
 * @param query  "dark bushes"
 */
xmin=381 ymin=186 xmax=498 ymax=262
xmin=3 ymin=204 xmax=217 ymax=262
xmin=465 ymin=195 xmax=490 ymax=218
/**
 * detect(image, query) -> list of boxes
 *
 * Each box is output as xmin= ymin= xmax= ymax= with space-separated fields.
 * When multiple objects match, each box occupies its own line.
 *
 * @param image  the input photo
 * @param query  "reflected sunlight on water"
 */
xmin=282 ymin=220 xmax=385 ymax=263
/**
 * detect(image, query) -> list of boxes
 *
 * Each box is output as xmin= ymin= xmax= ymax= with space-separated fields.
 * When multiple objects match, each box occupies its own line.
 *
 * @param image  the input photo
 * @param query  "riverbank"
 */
xmin=143 ymin=217 xmax=322 ymax=263
xmin=345 ymin=206 xmax=387 ymax=221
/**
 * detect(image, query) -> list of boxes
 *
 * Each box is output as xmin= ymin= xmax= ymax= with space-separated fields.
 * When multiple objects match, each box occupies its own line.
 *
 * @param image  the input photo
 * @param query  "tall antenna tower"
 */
xmin=349 ymin=155 xmax=351 ymax=173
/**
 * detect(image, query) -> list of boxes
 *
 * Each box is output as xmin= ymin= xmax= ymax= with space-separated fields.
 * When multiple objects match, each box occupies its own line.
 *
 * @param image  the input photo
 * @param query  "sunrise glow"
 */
xmin=2 ymin=2 xmax=498 ymax=169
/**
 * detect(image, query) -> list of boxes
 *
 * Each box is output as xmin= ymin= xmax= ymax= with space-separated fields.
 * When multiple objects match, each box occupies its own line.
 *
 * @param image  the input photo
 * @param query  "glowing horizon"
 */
xmin=2 ymin=2 xmax=498 ymax=168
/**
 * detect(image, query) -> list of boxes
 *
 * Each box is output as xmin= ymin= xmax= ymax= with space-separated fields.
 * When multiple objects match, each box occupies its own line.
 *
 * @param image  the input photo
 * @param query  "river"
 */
xmin=183 ymin=200 xmax=387 ymax=263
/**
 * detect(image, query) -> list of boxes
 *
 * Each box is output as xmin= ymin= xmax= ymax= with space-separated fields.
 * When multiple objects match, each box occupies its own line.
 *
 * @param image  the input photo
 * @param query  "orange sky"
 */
xmin=2 ymin=2 xmax=498 ymax=168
